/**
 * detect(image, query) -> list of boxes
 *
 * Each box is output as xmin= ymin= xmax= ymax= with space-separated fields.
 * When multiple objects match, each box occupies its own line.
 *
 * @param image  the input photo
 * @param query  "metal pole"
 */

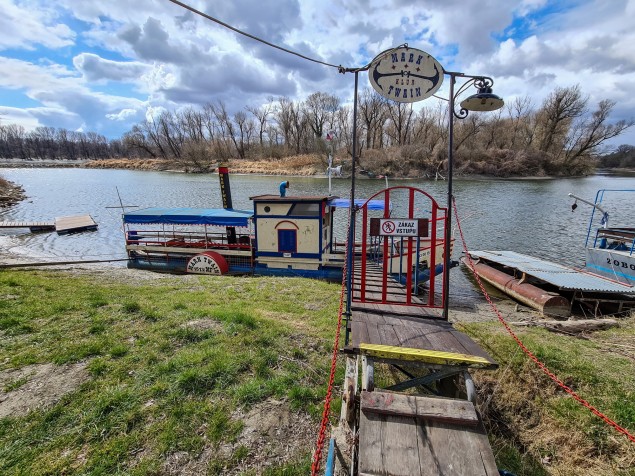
xmin=328 ymin=153 xmax=332 ymax=195
xmin=345 ymin=71 xmax=359 ymax=342
xmin=443 ymin=73 xmax=456 ymax=320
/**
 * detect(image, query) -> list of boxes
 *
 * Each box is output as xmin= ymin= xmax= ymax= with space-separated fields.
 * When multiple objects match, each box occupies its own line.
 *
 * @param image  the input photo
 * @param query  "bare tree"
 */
xmin=359 ymin=88 xmax=387 ymax=149
xmin=384 ymin=102 xmax=414 ymax=146
xmin=505 ymin=96 xmax=534 ymax=149
xmin=247 ymin=102 xmax=273 ymax=148
xmin=231 ymin=111 xmax=255 ymax=160
xmin=564 ymin=99 xmax=634 ymax=165
xmin=537 ymin=85 xmax=587 ymax=155
xmin=304 ymin=92 xmax=340 ymax=138
xmin=274 ymin=97 xmax=294 ymax=151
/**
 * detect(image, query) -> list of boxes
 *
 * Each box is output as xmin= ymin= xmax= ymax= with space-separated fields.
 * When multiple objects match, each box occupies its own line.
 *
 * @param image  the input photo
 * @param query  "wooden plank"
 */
xmin=358 ymin=392 xmax=499 ymax=476
xmin=381 ymin=415 xmax=420 ymax=475
xmin=357 ymin=411 xmax=385 ymax=473
xmin=55 ymin=214 xmax=97 ymax=234
xmin=355 ymin=285 xmax=409 ymax=295
xmin=366 ymin=321 xmax=383 ymax=346
xmin=391 ymin=320 xmax=433 ymax=349
xmin=419 ymin=421 xmax=499 ymax=475
xmin=358 ymin=411 xmax=421 ymax=476
xmin=353 ymin=276 xmax=403 ymax=286
xmin=352 ymin=310 xmax=386 ymax=325
xmin=0 ymin=221 xmax=54 ymax=228
xmin=358 ymin=343 xmax=496 ymax=368
xmin=377 ymin=323 xmax=401 ymax=348
xmin=382 ymin=313 xmax=453 ymax=334
xmin=425 ymin=330 xmax=469 ymax=355
xmin=351 ymin=320 xmax=370 ymax=347
xmin=351 ymin=302 xmax=443 ymax=319
xmin=361 ymin=391 xmax=479 ymax=426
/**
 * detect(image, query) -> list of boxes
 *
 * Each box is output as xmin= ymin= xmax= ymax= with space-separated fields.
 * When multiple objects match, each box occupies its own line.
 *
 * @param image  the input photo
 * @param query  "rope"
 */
xmin=310 ymin=217 xmax=351 ymax=474
xmin=452 ymin=197 xmax=635 ymax=445
xmin=166 ymin=0 xmax=344 ymax=71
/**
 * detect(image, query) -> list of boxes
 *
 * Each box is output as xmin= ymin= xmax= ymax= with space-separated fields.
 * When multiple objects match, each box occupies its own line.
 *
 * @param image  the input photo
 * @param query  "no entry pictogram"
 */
xmin=381 ymin=220 xmax=395 ymax=234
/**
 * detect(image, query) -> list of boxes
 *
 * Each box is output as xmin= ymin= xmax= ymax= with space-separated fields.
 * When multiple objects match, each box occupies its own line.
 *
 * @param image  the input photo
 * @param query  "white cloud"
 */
xmin=105 ymin=108 xmax=140 ymax=121
xmin=0 ymin=0 xmax=634 ymax=146
xmin=0 ymin=1 xmax=75 ymax=50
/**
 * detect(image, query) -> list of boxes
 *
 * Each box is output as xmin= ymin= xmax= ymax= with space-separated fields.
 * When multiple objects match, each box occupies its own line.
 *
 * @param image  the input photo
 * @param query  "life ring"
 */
xmin=186 ymin=251 xmax=229 ymax=275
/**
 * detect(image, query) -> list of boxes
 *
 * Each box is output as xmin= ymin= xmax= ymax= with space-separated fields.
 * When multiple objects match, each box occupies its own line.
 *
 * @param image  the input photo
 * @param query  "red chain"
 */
xmin=311 ymin=218 xmax=351 ymax=474
xmin=453 ymin=198 xmax=635 ymax=444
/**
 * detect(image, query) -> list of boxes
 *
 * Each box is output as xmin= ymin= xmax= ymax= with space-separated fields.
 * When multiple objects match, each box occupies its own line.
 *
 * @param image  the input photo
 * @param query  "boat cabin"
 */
xmin=250 ymin=195 xmax=335 ymax=275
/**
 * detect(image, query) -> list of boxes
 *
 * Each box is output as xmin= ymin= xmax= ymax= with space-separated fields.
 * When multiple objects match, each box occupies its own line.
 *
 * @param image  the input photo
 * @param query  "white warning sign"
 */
xmin=379 ymin=219 xmax=419 ymax=236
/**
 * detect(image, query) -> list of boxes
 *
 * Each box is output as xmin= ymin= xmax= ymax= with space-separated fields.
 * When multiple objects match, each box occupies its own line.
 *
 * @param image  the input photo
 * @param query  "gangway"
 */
xmin=327 ymin=187 xmax=500 ymax=475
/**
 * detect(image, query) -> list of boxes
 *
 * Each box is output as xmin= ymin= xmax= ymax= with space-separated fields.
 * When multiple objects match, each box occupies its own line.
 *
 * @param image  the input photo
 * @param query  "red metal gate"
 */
xmin=353 ymin=186 xmax=449 ymax=309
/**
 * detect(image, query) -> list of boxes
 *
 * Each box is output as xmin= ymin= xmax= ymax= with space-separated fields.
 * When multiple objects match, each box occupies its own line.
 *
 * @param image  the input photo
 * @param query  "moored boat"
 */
xmin=464 ymin=189 xmax=635 ymax=316
xmin=571 ymin=189 xmax=635 ymax=286
xmin=122 ymin=168 xmax=455 ymax=291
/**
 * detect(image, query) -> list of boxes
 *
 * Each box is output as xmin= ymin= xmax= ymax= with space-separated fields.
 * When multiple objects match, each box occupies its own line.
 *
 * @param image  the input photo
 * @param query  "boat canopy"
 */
xmin=123 ymin=207 xmax=253 ymax=227
xmin=327 ymin=198 xmax=390 ymax=211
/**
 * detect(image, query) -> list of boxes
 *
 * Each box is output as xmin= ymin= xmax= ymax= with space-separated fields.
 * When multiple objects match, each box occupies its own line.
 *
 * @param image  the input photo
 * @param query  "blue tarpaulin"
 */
xmin=123 ymin=208 xmax=253 ymax=227
xmin=327 ymin=198 xmax=390 ymax=210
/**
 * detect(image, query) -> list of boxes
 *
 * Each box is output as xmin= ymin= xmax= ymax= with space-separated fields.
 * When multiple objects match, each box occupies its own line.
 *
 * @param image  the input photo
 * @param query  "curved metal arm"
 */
xmin=444 ymin=72 xmax=496 ymax=119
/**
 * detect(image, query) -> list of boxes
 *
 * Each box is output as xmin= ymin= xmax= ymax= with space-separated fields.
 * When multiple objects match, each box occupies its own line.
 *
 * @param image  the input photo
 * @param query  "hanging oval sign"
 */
xmin=368 ymin=47 xmax=444 ymax=103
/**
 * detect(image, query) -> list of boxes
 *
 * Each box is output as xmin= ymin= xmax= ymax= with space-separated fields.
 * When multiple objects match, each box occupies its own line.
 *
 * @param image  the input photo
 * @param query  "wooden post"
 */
xmin=340 ymin=356 xmax=359 ymax=425
xmin=362 ymin=356 xmax=374 ymax=392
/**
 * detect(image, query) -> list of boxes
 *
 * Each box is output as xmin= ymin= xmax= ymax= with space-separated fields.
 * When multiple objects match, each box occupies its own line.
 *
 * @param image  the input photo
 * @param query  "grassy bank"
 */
xmin=0 ymin=268 xmax=341 ymax=475
xmin=461 ymin=318 xmax=635 ymax=476
xmin=1 ymin=267 xmax=634 ymax=475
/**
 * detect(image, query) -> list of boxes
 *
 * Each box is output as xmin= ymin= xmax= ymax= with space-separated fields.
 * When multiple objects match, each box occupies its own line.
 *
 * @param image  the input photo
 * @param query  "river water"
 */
xmin=1 ymin=168 xmax=635 ymax=296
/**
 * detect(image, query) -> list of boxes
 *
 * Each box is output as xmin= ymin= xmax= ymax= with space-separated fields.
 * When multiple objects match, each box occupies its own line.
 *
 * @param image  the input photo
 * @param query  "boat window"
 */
xmin=289 ymin=203 xmax=320 ymax=216
xmin=264 ymin=206 xmax=271 ymax=213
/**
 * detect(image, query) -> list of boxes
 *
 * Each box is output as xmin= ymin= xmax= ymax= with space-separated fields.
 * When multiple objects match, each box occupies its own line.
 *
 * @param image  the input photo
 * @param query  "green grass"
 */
xmin=459 ymin=318 xmax=635 ymax=475
xmin=0 ymin=269 xmax=341 ymax=475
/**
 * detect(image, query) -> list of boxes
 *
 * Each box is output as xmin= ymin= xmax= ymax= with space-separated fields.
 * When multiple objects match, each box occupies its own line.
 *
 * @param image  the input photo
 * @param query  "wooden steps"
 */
xmin=358 ymin=391 xmax=499 ymax=476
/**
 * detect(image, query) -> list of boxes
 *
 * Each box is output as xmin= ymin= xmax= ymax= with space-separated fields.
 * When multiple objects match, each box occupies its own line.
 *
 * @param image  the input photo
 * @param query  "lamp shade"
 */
xmin=460 ymin=87 xmax=504 ymax=112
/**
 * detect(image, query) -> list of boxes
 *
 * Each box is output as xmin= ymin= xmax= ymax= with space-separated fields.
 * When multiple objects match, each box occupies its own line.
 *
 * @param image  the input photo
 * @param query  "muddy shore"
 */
xmin=0 ymin=177 xmax=26 ymax=208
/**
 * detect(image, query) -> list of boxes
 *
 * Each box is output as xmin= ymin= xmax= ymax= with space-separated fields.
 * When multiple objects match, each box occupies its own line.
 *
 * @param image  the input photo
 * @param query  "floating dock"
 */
xmin=54 ymin=215 xmax=98 ymax=235
xmin=466 ymin=250 xmax=635 ymax=317
xmin=0 ymin=214 xmax=97 ymax=235
xmin=0 ymin=221 xmax=55 ymax=232
xmin=330 ymin=263 xmax=500 ymax=475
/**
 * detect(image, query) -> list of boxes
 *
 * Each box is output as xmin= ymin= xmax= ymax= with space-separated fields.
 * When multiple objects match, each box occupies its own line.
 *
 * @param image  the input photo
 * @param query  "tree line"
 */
xmin=0 ymin=125 xmax=126 ymax=161
xmin=0 ymin=85 xmax=633 ymax=177
xmin=599 ymin=144 xmax=635 ymax=168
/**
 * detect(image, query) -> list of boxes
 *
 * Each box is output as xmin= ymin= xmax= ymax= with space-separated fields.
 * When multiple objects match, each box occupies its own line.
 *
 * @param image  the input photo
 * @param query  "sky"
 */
xmin=1 ymin=0 xmax=634 ymax=148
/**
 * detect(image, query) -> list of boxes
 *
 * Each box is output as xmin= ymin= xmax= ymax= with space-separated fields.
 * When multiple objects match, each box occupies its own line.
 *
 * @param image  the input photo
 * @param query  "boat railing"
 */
xmin=126 ymin=229 xmax=252 ymax=251
xmin=595 ymin=228 xmax=635 ymax=255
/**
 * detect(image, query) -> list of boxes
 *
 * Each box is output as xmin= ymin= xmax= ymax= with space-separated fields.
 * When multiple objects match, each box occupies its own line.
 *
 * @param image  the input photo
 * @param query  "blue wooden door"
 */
xmin=278 ymin=229 xmax=297 ymax=253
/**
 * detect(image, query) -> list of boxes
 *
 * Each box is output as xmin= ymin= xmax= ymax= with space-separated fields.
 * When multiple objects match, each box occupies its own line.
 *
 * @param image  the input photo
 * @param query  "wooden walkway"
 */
xmin=0 ymin=221 xmax=55 ymax=231
xmin=0 ymin=215 xmax=97 ymax=234
xmin=332 ymin=265 xmax=500 ymax=475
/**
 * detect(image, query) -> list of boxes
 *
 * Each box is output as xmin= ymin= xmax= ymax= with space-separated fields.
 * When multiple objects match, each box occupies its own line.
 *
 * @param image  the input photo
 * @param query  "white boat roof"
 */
xmin=468 ymin=250 xmax=635 ymax=294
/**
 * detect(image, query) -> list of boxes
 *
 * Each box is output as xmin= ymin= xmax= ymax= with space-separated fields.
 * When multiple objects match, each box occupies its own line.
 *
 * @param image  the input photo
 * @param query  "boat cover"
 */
xmin=123 ymin=207 xmax=253 ymax=227
xmin=328 ymin=198 xmax=390 ymax=211
xmin=469 ymin=250 xmax=635 ymax=293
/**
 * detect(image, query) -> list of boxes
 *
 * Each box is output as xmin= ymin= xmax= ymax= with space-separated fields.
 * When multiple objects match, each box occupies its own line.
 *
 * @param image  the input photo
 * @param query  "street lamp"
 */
xmin=442 ymin=72 xmax=504 ymax=319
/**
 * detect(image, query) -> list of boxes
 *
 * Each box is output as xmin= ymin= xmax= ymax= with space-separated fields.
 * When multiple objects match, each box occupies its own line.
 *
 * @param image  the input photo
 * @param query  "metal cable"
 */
xmin=166 ymin=0 xmax=345 ymax=71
